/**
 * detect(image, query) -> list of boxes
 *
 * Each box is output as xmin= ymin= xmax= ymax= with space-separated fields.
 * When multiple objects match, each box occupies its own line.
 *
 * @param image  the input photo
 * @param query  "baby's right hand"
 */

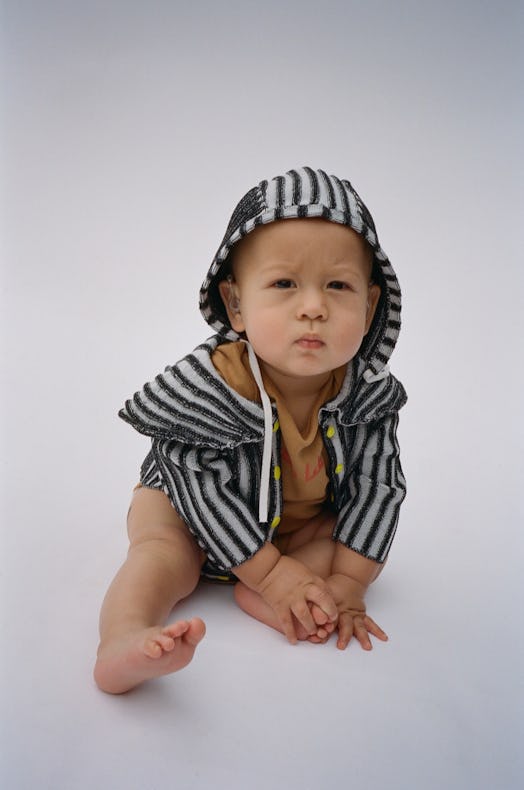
xmin=255 ymin=556 xmax=338 ymax=644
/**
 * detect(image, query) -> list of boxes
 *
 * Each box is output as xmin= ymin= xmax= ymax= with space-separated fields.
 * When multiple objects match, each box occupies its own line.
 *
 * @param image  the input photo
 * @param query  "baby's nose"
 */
xmin=298 ymin=289 xmax=328 ymax=320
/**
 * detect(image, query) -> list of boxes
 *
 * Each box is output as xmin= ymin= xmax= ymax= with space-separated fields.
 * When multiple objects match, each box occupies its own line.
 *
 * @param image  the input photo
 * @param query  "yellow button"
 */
xmin=335 ymin=463 xmax=343 ymax=474
xmin=271 ymin=516 xmax=281 ymax=528
xmin=273 ymin=419 xmax=280 ymax=432
xmin=274 ymin=466 xmax=281 ymax=480
xmin=326 ymin=425 xmax=335 ymax=439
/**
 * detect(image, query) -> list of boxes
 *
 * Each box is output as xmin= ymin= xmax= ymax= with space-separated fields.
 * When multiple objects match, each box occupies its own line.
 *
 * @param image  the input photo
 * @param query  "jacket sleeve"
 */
xmin=140 ymin=438 xmax=268 ymax=571
xmin=332 ymin=412 xmax=406 ymax=563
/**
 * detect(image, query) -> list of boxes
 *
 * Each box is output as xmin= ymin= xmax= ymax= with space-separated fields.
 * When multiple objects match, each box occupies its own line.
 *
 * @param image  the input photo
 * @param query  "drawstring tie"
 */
xmin=244 ymin=342 xmax=273 ymax=524
xmin=244 ymin=347 xmax=390 ymax=524
xmin=363 ymin=365 xmax=390 ymax=383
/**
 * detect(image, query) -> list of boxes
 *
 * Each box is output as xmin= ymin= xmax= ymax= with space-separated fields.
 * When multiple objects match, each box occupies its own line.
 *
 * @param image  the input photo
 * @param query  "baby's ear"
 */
xmin=218 ymin=278 xmax=245 ymax=333
xmin=364 ymin=284 xmax=381 ymax=334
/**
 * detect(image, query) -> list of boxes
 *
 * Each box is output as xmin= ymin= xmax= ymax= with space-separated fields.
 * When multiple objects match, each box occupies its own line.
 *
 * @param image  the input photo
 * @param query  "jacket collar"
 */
xmin=119 ymin=336 xmax=406 ymax=447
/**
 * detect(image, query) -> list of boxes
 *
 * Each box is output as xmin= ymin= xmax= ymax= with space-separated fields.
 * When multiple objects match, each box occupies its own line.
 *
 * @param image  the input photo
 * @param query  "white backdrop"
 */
xmin=2 ymin=2 xmax=523 ymax=789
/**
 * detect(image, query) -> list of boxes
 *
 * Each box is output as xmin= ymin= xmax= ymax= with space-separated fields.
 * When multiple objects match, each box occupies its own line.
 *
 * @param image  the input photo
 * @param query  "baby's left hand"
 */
xmin=325 ymin=573 xmax=388 ymax=651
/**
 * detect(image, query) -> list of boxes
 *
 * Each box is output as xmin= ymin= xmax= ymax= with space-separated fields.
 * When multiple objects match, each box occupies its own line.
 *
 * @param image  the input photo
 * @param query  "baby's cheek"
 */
xmin=248 ymin=321 xmax=282 ymax=349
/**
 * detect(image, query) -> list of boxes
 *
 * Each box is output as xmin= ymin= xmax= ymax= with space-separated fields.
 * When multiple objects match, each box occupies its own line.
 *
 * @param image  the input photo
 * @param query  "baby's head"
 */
xmin=216 ymin=218 xmax=381 ymax=381
xmin=200 ymin=167 xmax=401 ymax=378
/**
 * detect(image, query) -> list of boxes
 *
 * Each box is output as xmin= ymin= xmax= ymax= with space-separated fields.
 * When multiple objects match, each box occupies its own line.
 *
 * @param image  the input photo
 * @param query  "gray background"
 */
xmin=2 ymin=1 xmax=523 ymax=788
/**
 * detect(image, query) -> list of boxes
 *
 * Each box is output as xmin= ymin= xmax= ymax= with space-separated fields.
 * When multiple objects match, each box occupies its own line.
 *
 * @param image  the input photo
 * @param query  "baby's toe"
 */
xmin=143 ymin=639 xmax=163 ymax=659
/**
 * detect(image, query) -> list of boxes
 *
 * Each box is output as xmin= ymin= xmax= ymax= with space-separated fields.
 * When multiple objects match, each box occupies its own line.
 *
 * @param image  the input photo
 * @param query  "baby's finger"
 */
xmin=309 ymin=602 xmax=328 ymax=625
xmin=336 ymin=613 xmax=354 ymax=650
xmin=364 ymin=615 xmax=388 ymax=642
xmin=306 ymin=583 xmax=338 ymax=622
xmin=310 ymin=602 xmax=338 ymax=628
xmin=308 ymin=630 xmax=331 ymax=644
xmin=277 ymin=607 xmax=298 ymax=645
xmin=291 ymin=599 xmax=317 ymax=637
xmin=354 ymin=617 xmax=373 ymax=651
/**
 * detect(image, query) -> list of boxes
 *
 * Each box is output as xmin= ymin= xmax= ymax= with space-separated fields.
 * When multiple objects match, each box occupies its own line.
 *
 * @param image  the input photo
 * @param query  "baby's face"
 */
xmin=219 ymin=218 xmax=380 ymax=387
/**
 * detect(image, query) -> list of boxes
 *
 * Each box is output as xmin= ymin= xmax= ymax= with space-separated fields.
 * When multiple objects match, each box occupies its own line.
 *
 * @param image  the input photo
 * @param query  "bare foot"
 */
xmin=94 ymin=618 xmax=206 ymax=694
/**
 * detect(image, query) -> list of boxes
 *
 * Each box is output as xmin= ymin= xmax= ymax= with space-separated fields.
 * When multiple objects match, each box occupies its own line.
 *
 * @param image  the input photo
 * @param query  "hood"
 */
xmin=199 ymin=166 xmax=402 ymax=377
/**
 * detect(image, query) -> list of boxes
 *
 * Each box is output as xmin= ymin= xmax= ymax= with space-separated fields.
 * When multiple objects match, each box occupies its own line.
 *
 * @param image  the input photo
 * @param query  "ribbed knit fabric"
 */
xmin=120 ymin=337 xmax=407 ymax=570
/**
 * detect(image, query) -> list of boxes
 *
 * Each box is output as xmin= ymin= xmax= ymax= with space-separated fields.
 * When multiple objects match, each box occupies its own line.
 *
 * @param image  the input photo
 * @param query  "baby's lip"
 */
xmin=298 ymin=333 xmax=323 ymax=342
xmin=296 ymin=334 xmax=324 ymax=346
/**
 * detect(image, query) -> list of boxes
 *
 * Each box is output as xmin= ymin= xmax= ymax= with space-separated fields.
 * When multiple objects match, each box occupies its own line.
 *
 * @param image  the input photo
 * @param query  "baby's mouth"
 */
xmin=296 ymin=335 xmax=324 ymax=349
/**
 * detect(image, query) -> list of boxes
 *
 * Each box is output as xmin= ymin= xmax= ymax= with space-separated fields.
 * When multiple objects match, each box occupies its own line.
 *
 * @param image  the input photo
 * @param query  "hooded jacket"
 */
xmin=120 ymin=167 xmax=407 ymax=571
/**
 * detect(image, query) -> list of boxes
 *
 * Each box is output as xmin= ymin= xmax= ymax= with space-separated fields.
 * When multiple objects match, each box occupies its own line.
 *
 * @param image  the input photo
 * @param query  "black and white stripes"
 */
xmin=120 ymin=338 xmax=407 ymax=569
xmin=199 ymin=166 xmax=401 ymax=377
xmin=329 ymin=413 xmax=406 ymax=560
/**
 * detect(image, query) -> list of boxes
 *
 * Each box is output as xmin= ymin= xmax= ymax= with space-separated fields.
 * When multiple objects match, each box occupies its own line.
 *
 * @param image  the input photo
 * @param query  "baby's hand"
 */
xmin=304 ymin=602 xmax=338 ymax=643
xmin=256 ymin=556 xmax=338 ymax=644
xmin=326 ymin=574 xmax=388 ymax=651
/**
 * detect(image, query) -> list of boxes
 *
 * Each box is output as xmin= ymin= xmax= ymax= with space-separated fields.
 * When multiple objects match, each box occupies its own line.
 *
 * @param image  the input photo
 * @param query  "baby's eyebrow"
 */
xmin=259 ymin=262 xmax=298 ymax=275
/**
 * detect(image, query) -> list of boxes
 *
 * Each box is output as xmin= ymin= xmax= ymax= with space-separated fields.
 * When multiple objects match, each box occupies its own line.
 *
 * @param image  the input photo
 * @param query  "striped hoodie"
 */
xmin=120 ymin=167 xmax=407 ymax=571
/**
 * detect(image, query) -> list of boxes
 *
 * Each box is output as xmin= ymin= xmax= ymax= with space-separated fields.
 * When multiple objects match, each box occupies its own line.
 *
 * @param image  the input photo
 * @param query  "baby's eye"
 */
xmin=273 ymin=279 xmax=295 ymax=289
xmin=327 ymin=281 xmax=351 ymax=291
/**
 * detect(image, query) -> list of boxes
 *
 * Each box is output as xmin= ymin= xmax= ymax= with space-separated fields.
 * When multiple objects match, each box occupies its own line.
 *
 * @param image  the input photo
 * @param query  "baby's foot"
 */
xmin=94 ymin=618 xmax=206 ymax=694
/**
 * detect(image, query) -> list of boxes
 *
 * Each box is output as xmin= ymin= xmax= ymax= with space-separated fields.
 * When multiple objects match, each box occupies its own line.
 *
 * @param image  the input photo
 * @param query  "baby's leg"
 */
xmin=94 ymin=488 xmax=206 ymax=694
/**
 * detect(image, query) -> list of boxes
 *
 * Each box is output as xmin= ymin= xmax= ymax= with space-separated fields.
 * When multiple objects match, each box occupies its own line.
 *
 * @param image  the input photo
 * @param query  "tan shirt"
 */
xmin=212 ymin=342 xmax=346 ymax=535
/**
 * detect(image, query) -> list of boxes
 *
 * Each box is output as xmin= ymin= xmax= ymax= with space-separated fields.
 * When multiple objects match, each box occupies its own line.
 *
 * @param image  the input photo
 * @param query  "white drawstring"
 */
xmin=363 ymin=365 xmax=390 ymax=383
xmin=244 ymin=342 xmax=273 ymax=524
xmin=244 ymin=345 xmax=389 ymax=523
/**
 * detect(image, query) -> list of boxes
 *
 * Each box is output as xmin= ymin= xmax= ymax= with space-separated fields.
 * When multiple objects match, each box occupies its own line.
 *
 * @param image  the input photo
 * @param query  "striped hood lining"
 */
xmin=199 ymin=167 xmax=401 ymax=377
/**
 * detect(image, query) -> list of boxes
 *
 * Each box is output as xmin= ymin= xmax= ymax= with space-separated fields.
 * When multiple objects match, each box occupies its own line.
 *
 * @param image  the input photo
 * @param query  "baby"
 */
xmin=94 ymin=167 xmax=407 ymax=694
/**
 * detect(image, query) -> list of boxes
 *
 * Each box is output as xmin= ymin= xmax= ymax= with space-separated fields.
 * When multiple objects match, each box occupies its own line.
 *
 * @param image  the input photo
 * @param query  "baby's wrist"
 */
xmin=331 ymin=543 xmax=381 ymax=588
xmin=328 ymin=572 xmax=367 ymax=598
xmin=234 ymin=543 xmax=281 ymax=591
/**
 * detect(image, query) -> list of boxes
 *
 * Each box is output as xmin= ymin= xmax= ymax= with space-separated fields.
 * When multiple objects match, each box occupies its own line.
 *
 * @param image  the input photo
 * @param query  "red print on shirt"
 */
xmin=305 ymin=454 xmax=325 ymax=482
xmin=281 ymin=447 xmax=324 ymax=483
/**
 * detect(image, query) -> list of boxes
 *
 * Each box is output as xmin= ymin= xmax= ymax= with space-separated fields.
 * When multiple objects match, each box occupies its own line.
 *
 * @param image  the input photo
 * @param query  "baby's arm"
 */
xmin=326 ymin=544 xmax=388 ymax=651
xmin=234 ymin=544 xmax=338 ymax=644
